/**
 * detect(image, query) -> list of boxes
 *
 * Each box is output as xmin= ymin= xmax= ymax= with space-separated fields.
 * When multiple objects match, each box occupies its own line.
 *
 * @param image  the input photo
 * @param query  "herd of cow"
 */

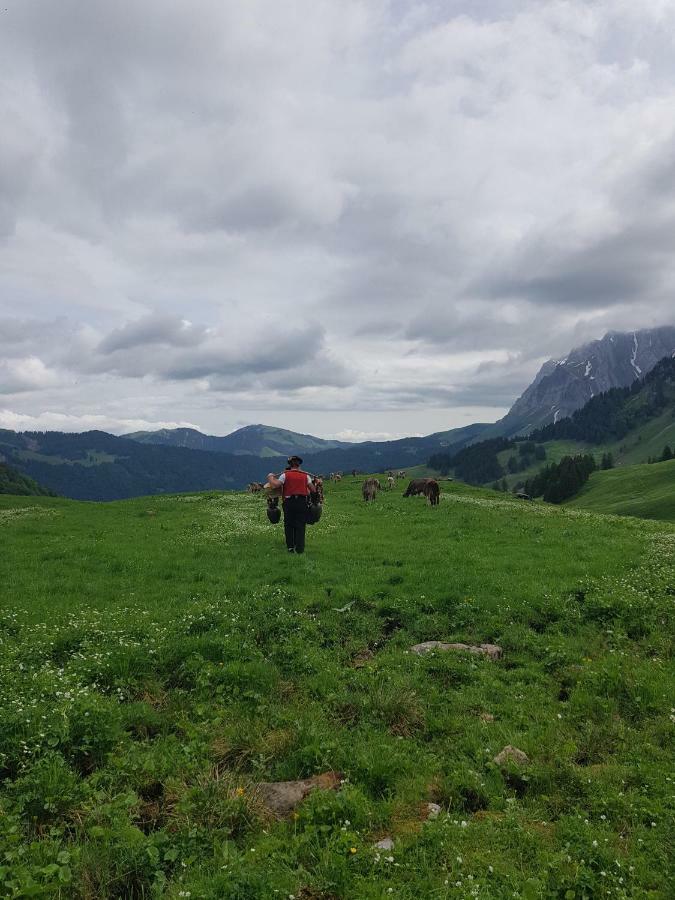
xmin=248 ymin=470 xmax=442 ymax=506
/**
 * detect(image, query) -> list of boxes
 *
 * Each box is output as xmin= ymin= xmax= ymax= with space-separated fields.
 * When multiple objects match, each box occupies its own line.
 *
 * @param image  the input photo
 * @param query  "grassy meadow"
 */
xmin=0 ymin=479 xmax=674 ymax=898
xmin=566 ymin=459 xmax=675 ymax=522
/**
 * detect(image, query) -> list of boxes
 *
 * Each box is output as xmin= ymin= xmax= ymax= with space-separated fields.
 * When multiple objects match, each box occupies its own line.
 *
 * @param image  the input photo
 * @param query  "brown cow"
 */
xmin=362 ymin=477 xmax=380 ymax=501
xmin=403 ymin=478 xmax=428 ymax=497
xmin=424 ymin=479 xmax=440 ymax=506
xmin=403 ymin=478 xmax=441 ymax=504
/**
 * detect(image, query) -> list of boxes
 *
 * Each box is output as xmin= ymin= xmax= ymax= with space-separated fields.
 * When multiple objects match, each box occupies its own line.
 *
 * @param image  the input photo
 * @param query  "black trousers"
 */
xmin=282 ymin=496 xmax=308 ymax=553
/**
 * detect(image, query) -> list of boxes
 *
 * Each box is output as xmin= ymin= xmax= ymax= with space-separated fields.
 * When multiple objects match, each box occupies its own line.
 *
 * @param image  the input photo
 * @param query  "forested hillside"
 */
xmin=0 ymin=463 xmax=55 ymax=496
xmin=0 ymin=424 xmax=484 ymax=501
xmin=0 ymin=430 xmax=264 ymax=500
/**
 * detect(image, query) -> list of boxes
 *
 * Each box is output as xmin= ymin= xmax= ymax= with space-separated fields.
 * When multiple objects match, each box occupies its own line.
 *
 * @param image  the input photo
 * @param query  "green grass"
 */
xmin=604 ymin=409 xmax=675 ymax=466
xmin=0 ymin=479 xmax=673 ymax=898
xmin=566 ymin=459 xmax=675 ymax=522
xmin=454 ymin=407 xmax=675 ymax=494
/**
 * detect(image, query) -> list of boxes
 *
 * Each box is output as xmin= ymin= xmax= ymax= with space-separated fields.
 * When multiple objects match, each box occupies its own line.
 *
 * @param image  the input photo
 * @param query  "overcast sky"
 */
xmin=1 ymin=0 xmax=675 ymax=440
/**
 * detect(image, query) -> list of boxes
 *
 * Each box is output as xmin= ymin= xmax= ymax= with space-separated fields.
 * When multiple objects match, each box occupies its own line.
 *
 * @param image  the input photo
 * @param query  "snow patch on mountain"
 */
xmin=631 ymin=332 xmax=642 ymax=376
xmin=492 ymin=325 xmax=675 ymax=437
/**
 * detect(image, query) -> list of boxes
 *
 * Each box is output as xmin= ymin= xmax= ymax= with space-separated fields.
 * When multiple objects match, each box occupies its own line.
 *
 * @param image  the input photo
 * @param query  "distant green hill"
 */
xmin=0 ymin=424 xmax=483 ymax=501
xmin=0 ymin=462 xmax=56 ymax=496
xmin=126 ymin=422 xmax=489 ymax=462
xmin=124 ymin=424 xmax=352 ymax=457
xmin=565 ymin=458 xmax=675 ymax=522
xmin=0 ymin=429 xmax=266 ymax=500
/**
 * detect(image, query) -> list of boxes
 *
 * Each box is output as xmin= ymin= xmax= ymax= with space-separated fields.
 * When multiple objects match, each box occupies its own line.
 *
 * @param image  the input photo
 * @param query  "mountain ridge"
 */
xmin=122 ymin=325 xmax=675 ymax=456
xmin=0 ymin=423 xmax=484 ymax=500
xmin=123 ymin=424 xmax=353 ymax=457
xmin=491 ymin=324 xmax=675 ymax=437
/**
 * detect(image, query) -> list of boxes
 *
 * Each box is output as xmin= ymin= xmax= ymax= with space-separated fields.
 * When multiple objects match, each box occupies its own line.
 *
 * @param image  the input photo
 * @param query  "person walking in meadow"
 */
xmin=266 ymin=456 xmax=319 ymax=554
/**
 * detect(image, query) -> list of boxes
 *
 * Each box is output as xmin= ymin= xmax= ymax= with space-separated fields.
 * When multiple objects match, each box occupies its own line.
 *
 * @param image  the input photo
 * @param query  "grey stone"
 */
xmin=374 ymin=837 xmax=394 ymax=850
xmin=426 ymin=802 xmax=442 ymax=819
xmin=254 ymin=771 xmax=341 ymax=818
xmin=493 ymin=745 xmax=530 ymax=767
xmin=410 ymin=641 xmax=502 ymax=661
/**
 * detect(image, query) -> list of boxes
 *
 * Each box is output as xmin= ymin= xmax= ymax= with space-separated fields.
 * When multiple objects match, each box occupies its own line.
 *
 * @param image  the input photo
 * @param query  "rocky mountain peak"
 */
xmin=496 ymin=324 xmax=675 ymax=436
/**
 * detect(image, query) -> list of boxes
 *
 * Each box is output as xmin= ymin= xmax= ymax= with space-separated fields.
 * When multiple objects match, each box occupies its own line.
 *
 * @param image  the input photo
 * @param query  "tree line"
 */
xmin=648 ymin=445 xmax=674 ymax=464
xmin=522 ymin=454 xmax=596 ymax=503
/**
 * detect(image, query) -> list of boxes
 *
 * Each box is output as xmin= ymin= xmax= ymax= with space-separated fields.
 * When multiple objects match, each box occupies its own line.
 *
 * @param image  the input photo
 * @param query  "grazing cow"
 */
xmin=387 ymin=476 xmax=395 ymax=490
xmin=403 ymin=478 xmax=429 ymax=497
xmin=362 ymin=477 xmax=380 ymax=501
xmin=396 ymin=470 xmax=406 ymax=479
xmin=248 ymin=482 xmax=264 ymax=493
xmin=515 ymin=491 xmax=533 ymax=501
xmin=424 ymin=479 xmax=440 ymax=506
xmin=403 ymin=478 xmax=441 ymax=504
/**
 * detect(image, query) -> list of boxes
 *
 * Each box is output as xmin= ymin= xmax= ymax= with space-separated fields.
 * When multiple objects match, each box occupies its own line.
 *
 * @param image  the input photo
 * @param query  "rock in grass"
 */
xmin=426 ymin=802 xmax=442 ymax=819
xmin=351 ymin=648 xmax=375 ymax=668
xmin=493 ymin=745 xmax=529 ymax=766
xmin=410 ymin=641 xmax=503 ymax=660
xmin=374 ymin=837 xmax=394 ymax=850
xmin=254 ymin=771 xmax=342 ymax=818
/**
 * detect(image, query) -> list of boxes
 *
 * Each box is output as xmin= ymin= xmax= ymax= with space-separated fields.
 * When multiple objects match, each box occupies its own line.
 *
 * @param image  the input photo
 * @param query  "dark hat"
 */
xmin=287 ymin=455 xmax=303 ymax=466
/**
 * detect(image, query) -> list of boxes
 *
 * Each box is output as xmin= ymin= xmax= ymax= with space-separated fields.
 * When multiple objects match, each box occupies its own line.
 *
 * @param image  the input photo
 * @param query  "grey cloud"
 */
xmin=486 ymin=218 xmax=675 ymax=308
xmin=475 ymin=132 xmax=675 ymax=312
xmin=0 ymin=317 xmax=66 ymax=353
xmin=405 ymin=305 xmax=522 ymax=350
xmin=160 ymin=324 xmax=325 ymax=381
xmin=98 ymin=314 xmax=207 ymax=354
xmin=3 ymin=1 xmax=675 ymax=436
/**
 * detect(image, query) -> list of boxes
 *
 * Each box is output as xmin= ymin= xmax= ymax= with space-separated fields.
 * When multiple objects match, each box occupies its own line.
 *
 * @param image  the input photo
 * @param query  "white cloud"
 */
xmin=332 ymin=428 xmax=423 ymax=442
xmin=0 ymin=357 xmax=61 ymax=393
xmin=0 ymin=408 xmax=197 ymax=435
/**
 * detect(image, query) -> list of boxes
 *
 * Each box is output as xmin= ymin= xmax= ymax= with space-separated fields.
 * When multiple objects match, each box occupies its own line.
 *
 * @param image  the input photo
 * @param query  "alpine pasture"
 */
xmin=1 ymin=478 xmax=673 ymax=899
xmin=566 ymin=459 xmax=675 ymax=523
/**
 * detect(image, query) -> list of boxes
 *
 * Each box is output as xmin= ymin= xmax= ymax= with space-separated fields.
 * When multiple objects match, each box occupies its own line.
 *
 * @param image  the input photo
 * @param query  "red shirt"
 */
xmin=281 ymin=469 xmax=311 ymax=498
